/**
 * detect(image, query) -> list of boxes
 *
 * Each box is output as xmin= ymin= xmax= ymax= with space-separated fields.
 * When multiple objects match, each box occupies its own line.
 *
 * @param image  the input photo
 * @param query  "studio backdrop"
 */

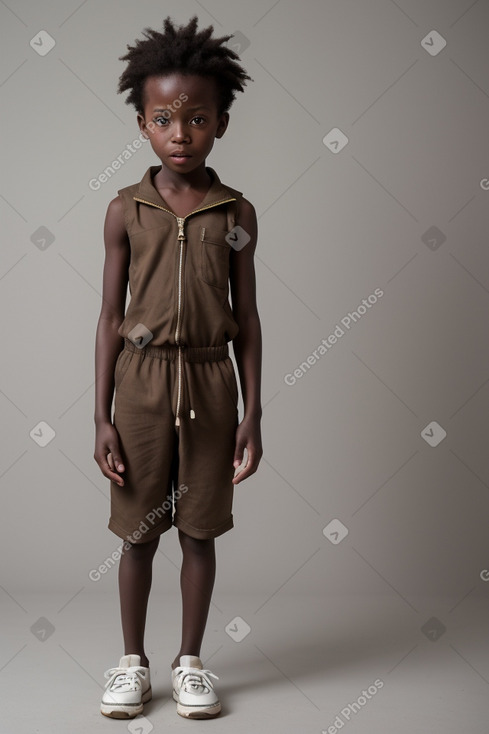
xmin=1 ymin=0 xmax=488 ymax=624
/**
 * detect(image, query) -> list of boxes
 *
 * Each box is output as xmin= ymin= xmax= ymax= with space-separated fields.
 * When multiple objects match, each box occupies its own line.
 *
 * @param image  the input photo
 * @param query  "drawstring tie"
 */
xmin=175 ymin=345 xmax=196 ymax=426
xmin=121 ymin=338 xmax=228 ymax=427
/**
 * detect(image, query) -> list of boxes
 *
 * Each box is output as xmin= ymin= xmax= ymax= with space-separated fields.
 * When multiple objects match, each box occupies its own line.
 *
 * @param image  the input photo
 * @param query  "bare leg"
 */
xmin=118 ymin=536 xmax=160 ymax=668
xmin=171 ymin=529 xmax=216 ymax=669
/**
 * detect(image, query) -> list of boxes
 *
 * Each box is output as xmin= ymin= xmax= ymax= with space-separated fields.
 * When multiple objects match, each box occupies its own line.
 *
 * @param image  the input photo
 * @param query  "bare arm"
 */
xmin=229 ymin=197 xmax=263 ymax=483
xmin=93 ymin=195 xmax=130 ymax=486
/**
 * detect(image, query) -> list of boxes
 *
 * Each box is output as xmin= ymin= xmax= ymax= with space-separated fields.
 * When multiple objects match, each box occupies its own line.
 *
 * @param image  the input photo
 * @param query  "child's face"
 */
xmin=137 ymin=73 xmax=229 ymax=174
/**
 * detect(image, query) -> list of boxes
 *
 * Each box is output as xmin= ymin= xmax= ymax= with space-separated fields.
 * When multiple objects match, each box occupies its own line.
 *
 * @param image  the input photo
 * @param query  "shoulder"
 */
xmin=105 ymin=194 xmax=125 ymax=222
xmin=104 ymin=173 xmax=138 ymax=221
xmin=216 ymin=174 xmax=257 ymax=238
xmin=219 ymin=179 xmax=256 ymax=225
xmin=236 ymin=196 xmax=257 ymax=237
xmin=228 ymin=195 xmax=257 ymax=257
xmin=105 ymin=175 xmax=140 ymax=230
xmin=104 ymin=195 xmax=128 ymax=239
xmin=236 ymin=196 xmax=256 ymax=219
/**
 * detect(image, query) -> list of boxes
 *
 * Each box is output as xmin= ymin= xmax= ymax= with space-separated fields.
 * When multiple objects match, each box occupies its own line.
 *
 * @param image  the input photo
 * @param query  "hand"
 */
xmin=94 ymin=421 xmax=126 ymax=487
xmin=232 ymin=414 xmax=263 ymax=485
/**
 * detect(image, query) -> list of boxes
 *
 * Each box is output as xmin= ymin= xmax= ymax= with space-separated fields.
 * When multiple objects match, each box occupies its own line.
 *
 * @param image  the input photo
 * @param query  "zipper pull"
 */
xmin=177 ymin=217 xmax=185 ymax=240
xmin=190 ymin=409 xmax=195 ymax=419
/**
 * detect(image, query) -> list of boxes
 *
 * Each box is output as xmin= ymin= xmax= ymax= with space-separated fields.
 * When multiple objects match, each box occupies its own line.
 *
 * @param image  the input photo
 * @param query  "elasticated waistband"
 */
xmin=123 ymin=337 xmax=228 ymax=363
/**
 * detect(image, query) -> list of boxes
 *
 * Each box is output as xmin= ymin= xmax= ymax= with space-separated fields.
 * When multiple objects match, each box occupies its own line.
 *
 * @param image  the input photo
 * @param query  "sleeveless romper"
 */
xmin=108 ymin=165 xmax=244 ymax=542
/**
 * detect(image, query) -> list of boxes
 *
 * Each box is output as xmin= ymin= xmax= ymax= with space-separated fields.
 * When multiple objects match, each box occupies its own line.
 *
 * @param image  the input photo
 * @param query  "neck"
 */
xmin=155 ymin=163 xmax=212 ymax=192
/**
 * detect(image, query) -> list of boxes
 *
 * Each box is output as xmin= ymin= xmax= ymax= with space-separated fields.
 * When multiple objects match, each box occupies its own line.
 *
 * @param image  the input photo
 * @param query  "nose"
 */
xmin=171 ymin=122 xmax=189 ymax=143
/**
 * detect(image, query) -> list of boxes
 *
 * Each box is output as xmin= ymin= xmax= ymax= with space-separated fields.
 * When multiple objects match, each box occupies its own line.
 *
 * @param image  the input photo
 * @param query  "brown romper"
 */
xmin=108 ymin=164 xmax=243 ymax=542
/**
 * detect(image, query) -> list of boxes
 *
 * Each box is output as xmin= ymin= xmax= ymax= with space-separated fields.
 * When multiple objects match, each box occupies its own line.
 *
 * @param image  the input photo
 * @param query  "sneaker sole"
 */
xmin=101 ymin=687 xmax=152 ymax=718
xmin=172 ymin=690 xmax=221 ymax=718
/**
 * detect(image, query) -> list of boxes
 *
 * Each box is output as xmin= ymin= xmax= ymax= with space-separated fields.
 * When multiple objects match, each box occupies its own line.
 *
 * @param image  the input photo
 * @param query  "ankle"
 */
xmin=172 ymin=652 xmax=200 ymax=670
xmin=126 ymin=652 xmax=149 ymax=668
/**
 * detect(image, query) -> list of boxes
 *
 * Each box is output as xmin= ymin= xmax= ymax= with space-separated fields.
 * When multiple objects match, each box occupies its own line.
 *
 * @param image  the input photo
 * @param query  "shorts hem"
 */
xmin=108 ymin=516 xmax=172 ymax=544
xmin=173 ymin=514 xmax=234 ymax=540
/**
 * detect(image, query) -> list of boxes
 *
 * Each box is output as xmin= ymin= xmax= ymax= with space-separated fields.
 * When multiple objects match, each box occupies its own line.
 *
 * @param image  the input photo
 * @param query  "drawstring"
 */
xmin=175 ymin=346 xmax=182 ymax=426
xmin=122 ymin=339 xmax=228 ymax=427
xmin=175 ymin=347 xmax=196 ymax=426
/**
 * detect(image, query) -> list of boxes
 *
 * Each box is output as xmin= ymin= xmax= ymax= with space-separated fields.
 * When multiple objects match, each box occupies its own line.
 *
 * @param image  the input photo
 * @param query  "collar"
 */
xmin=135 ymin=165 xmax=236 ymax=211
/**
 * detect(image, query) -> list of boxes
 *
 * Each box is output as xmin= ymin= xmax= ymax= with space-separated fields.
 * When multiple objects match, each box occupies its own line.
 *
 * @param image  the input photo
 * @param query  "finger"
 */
xmin=107 ymin=467 xmax=125 ymax=486
xmin=233 ymin=445 xmax=248 ymax=472
xmin=233 ymin=443 xmax=246 ymax=468
xmin=108 ymin=450 xmax=125 ymax=473
xmin=233 ymin=465 xmax=251 ymax=484
xmin=233 ymin=448 xmax=254 ymax=484
xmin=104 ymin=452 xmax=125 ymax=486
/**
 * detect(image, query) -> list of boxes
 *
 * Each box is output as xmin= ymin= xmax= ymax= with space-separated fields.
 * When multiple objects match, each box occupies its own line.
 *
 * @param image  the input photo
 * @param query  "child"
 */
xmin=93 ymin=15 xmax=262 ymax=720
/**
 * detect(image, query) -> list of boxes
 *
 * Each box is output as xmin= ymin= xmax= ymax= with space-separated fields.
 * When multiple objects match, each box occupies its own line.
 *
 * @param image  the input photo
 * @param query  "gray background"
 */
xmin=1 ymin=1 xmax=489 ymax=732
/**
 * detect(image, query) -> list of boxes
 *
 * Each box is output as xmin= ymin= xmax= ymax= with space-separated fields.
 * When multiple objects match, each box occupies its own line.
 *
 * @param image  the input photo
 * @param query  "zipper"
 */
xmin=175 ymin=217 xmax=185 ymax=427
xmin=132 ymin=196 xmax=236 ymax=221
xmin=133 ymin=195 xmax=236 ymax=426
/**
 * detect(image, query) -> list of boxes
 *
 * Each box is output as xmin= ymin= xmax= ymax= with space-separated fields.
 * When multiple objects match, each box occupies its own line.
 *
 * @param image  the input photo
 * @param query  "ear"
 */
xmin=215 ymin=112 xmax=229 ymax=139
xmin=137 ymin=113 xmax=150 ymax=139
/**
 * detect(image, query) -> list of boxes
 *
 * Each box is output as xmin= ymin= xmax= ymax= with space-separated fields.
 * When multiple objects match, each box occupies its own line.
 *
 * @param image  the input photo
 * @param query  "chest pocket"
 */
xmin=200 ymin=226 xmax=231 ymax=289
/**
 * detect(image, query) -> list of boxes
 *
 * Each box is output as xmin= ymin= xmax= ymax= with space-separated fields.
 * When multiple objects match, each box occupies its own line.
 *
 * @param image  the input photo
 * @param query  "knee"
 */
xmin=124 ymin=535 xmax=160 ymax=560
xmin=178 ymin=530 xmax=214 ymax=556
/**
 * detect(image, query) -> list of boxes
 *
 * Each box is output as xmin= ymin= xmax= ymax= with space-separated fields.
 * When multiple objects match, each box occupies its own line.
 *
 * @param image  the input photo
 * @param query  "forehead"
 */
xmin=143 ymin=73 xmax=219 ymax=107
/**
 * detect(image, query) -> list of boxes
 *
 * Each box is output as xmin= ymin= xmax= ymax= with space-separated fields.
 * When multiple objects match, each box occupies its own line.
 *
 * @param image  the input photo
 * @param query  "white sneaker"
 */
xmin=100 ymin=654 xmax=152 ymax=719
xmin=171 ymin=655 xmax=221 ymax=718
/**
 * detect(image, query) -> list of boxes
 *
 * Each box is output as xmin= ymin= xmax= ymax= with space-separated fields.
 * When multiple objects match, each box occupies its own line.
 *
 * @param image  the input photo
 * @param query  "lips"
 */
xmin=171 ymin=152 xmax=191 ymax=158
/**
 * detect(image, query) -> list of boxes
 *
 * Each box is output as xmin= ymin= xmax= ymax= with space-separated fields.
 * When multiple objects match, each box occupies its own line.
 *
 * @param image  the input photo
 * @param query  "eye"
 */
xmin=191 ymin=116 xmax=206 ymax=125
xmin=153 ymin=116 xmax=169 ymax=127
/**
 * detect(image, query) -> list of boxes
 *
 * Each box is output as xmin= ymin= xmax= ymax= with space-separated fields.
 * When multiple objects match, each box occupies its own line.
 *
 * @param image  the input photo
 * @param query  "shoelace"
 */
xmin=104 ymin=667 xmax=146 ymax=693
xmin=174 ymin=666 xmax=219 ymax=695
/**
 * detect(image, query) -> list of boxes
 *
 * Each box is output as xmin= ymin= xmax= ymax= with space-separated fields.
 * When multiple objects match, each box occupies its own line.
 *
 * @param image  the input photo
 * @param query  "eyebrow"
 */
xmin=152 ymin=106 xmax=211 ymax=112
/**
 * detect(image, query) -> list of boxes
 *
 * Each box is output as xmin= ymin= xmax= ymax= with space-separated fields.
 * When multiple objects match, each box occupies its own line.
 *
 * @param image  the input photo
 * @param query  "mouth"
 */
xmin=170 ymin=153 xmax=191 ymax=159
